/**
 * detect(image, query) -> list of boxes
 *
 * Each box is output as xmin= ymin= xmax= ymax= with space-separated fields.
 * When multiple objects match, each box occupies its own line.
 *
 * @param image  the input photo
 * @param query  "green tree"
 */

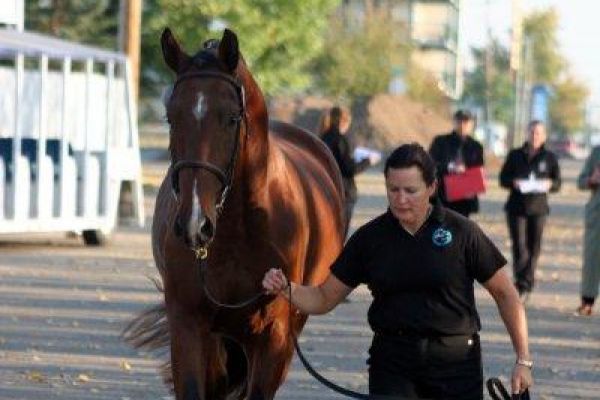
xmin=550 ymin=75 xmax=589 ymax=136
xmin=313 ymin=6 xmax=408 ymax=98
xmin=522 ymin=8 xmax=565 ymax=84
xmin=25 ymin=0 xmax=119 ymax=50
xmin=523 ymin=7 xmax=589 ymax=135
xmin=405 ymin=66 xmax=450 ymax=113
xmin=314 ymin=4 xmax=447 ymax=110
xmin=461 ymin=39 xmax=514 ymax=125
xmin=142 ymin=0 xmax=339 ymax=96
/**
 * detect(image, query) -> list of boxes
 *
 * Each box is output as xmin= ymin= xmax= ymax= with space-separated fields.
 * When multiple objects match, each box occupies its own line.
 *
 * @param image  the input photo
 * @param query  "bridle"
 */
xmin=167 ymin=66 xmax=265 ymax=308
xmin=170 ymin=69 xmax=248 ymax=237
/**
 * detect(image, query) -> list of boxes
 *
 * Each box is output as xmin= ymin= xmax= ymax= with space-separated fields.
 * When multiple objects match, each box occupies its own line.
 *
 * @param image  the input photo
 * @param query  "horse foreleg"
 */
xmin=245 ymin=315 xmax=297 ymax=400
xmin=168 ymin=306 xmax=228 ymax=400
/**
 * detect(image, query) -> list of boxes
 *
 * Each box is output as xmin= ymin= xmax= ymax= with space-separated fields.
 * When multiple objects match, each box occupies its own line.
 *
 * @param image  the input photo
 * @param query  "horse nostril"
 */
xmin=200 ymin=218 xmax=215 ymax=241
xmin=174 ymin=216 xmax=184 ymax=237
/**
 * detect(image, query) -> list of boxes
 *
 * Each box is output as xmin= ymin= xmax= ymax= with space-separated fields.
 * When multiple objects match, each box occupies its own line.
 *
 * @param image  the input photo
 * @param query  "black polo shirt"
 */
xmin=331 ymin=204 xmax=506 ymax=337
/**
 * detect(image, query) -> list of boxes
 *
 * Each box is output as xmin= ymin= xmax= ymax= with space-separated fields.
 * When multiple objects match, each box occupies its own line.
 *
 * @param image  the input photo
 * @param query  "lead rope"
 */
xmin=196 ymin=249 xmax=504 ymax=400
xmin=286 ymin=282 xmax=426 ymax=400
xmin=196 ymin=248 xmax=265 ymax=310
xmin=487 ymin=378 xmax=530 ymax=400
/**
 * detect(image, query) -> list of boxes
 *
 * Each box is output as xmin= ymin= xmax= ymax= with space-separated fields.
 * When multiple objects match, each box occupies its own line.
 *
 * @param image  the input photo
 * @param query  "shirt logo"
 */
xmin=539 ymin=161 xmax=547 ymax=173
xmin=432 ymin=227 xmax=453 ymax=247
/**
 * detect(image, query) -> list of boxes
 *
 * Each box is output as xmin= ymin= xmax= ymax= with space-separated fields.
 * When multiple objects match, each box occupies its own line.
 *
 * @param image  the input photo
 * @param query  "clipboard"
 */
xmin=443 ymin=167 xmax=486 ymax=202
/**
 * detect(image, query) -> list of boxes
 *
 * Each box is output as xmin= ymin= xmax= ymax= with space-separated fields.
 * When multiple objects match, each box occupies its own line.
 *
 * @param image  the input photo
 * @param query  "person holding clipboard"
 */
xmin=499 ymin=120 xmax=561 ymax=302
xmin=429 ymin=110 xmax=485 ymax=218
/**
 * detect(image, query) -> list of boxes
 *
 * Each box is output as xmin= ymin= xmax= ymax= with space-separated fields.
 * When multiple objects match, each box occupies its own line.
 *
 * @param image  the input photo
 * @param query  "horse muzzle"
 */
xmin=174 ymin=213 xmax=215 ymax=251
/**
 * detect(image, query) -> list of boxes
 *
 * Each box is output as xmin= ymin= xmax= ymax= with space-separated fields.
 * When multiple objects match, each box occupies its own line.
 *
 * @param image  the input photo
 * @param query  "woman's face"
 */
xmin=385 ymin=166 xmax=437 ymax=227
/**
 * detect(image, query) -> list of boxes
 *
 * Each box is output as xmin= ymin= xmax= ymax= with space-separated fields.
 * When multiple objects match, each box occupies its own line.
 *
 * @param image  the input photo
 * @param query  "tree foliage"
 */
xmin=523 ymin=8 xmax=588 ymax=136
xmin=25 ymin=0 xmax=119 ymax=50
xmin=313 ymin=5 xmax=447 ymax=111
xmin=462 ymin=8 xmax=589 ymax=136
xmin=405 ymin=66 xmax=450 ymax=114
xmin=522 ymin=8 xmax=565 ymax=84
xmin=313 ymin=7 xmax=408 ymax=98
xmin=461 ymin=40 xmax=514 ymax=125
xmin=550 ymin=74 xmax=590 ymax=136
xmin=141 ymin=0 xmax=339 ymax=96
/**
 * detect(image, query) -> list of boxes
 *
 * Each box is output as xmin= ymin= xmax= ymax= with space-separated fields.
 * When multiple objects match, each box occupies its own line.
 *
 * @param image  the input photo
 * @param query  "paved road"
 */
xmin=0 ymin=159 xmax=598 ymax=399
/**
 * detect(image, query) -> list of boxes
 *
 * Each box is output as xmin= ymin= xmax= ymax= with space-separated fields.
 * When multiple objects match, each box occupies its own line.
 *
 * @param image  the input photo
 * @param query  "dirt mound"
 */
xmin=268 ymin=95 xmax=452 ymax=151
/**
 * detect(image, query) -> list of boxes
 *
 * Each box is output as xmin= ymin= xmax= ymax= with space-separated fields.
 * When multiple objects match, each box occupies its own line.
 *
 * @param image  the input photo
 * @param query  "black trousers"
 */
xmin=506 ymin=214 xmax=546 ymax=293
xmin=368 ymin=332 xmax=483 ymax=400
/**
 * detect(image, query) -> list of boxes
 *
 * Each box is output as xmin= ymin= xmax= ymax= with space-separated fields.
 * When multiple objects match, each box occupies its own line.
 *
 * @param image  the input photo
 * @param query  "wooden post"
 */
xmin=119 ymin=0 xmax=142 ymax=101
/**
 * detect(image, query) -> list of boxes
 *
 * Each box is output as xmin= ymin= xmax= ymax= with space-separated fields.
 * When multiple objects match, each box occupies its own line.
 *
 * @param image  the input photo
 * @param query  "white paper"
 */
xmin=353 ymin=146 xmax=382 ymax=164
xmin=517 ymin=178 xmax=549 ymax=194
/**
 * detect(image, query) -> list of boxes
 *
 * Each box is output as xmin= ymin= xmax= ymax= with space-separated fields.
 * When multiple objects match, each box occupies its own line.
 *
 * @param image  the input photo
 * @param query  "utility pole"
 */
xmin=483 ymin=0 xmax=494 ymax=147
xmin=509 ymin=0 xmax=523 ymax=149
xmin=119 ymin=0 xmax=142 ymax=101
xmin=517 ymin=36 xmax=533 ymax=146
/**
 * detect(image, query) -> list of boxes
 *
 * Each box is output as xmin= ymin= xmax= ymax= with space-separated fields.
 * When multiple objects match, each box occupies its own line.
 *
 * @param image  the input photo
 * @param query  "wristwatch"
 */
xmin=516 ymin=358 xmax=534 ymax=369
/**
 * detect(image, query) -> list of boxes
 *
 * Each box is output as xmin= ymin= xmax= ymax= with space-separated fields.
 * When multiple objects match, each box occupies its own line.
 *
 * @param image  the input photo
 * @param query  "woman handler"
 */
xmin=263 ymin=143 xmax=532 ymax=399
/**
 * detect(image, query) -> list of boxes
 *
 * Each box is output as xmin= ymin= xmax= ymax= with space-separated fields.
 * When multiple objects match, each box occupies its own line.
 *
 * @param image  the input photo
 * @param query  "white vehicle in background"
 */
xmin=0 ymin=28 xmax=144 ymax=245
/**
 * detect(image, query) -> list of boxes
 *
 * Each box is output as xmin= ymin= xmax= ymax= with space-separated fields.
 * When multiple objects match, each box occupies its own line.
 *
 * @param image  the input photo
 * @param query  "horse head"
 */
xmin=161 ymin=28 xmax=248 ymax=254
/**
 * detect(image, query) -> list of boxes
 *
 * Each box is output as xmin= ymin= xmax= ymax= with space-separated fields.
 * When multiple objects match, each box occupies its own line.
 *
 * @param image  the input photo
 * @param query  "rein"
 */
xmin=194 ymin=249 xmax=266 ymax=310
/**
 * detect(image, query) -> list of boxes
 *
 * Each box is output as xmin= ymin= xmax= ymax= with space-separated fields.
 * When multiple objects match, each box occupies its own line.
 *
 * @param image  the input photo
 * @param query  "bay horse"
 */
xmin=124 ymin=28 xmax=346 ymax=400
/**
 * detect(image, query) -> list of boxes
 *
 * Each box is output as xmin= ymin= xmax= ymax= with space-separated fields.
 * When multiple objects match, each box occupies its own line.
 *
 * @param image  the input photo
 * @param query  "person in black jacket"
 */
xmin=429 ymin=110 xmax=484 ymax=218
xmin=320 ymin=106 xmax=371 ymax=236
xmin=499 ymin=120 xmax=561 ymax=301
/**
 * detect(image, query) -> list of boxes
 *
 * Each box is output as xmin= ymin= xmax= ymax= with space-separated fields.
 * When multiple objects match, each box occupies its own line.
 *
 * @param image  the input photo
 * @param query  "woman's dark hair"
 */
xmin=319 ymin=105 xmax=351 ymax=136
xmin=384 ymin=143 xmax=437 ymax=185
xmin=329 ymin=106 xmax=342 ymax=130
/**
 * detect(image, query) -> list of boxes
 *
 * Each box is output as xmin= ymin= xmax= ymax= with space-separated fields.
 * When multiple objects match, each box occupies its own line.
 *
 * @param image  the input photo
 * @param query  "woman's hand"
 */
xmin=262 ymin=268 xmax=289 ymax=295
xmin=511 ymin=363 xmax=533 ymax=395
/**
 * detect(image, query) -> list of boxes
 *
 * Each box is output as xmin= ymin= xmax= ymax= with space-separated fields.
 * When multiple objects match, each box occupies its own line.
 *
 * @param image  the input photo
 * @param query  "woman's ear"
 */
xmin=429 ymin=179 xmax=438 ymax=198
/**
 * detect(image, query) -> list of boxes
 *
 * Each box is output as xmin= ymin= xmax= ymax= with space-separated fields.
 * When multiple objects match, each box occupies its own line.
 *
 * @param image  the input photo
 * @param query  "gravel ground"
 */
xmin=0 ymin=159 xmax=598 ymax=399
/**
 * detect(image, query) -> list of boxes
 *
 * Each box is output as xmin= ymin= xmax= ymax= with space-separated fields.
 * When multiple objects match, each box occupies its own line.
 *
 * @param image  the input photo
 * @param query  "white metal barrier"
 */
xmin=0 ymin=28 xmax=144 ymax=244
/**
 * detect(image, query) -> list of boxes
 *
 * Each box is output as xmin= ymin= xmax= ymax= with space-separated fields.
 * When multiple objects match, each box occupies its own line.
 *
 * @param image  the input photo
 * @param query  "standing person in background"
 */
xmin=575 ymin=145 xmax=600 ymax=316
xmin=429 ymin=109 xmax=484 ymax=218
xmin=499 ymin=120 xmax=561 ymax=302
xmin=320 ymin=106 xmax=372 ymax=236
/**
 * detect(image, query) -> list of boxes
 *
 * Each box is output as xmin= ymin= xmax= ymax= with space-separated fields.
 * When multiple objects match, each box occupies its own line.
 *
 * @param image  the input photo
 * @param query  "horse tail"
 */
xmin=122 ymin=301 xmax=173 ymax=386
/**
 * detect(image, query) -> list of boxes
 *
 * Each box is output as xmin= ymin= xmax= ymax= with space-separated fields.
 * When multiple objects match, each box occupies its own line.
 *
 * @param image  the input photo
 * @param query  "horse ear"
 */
xmin=218 ymin=29 xmax=240 ymax=73
xmin=161 ymin=28 xmax=189 ymax=73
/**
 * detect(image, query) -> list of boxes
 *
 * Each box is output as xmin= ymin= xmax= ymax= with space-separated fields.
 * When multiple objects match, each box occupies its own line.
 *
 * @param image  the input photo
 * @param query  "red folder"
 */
xmin=443 ymin=167 xmax=486 ymax=202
